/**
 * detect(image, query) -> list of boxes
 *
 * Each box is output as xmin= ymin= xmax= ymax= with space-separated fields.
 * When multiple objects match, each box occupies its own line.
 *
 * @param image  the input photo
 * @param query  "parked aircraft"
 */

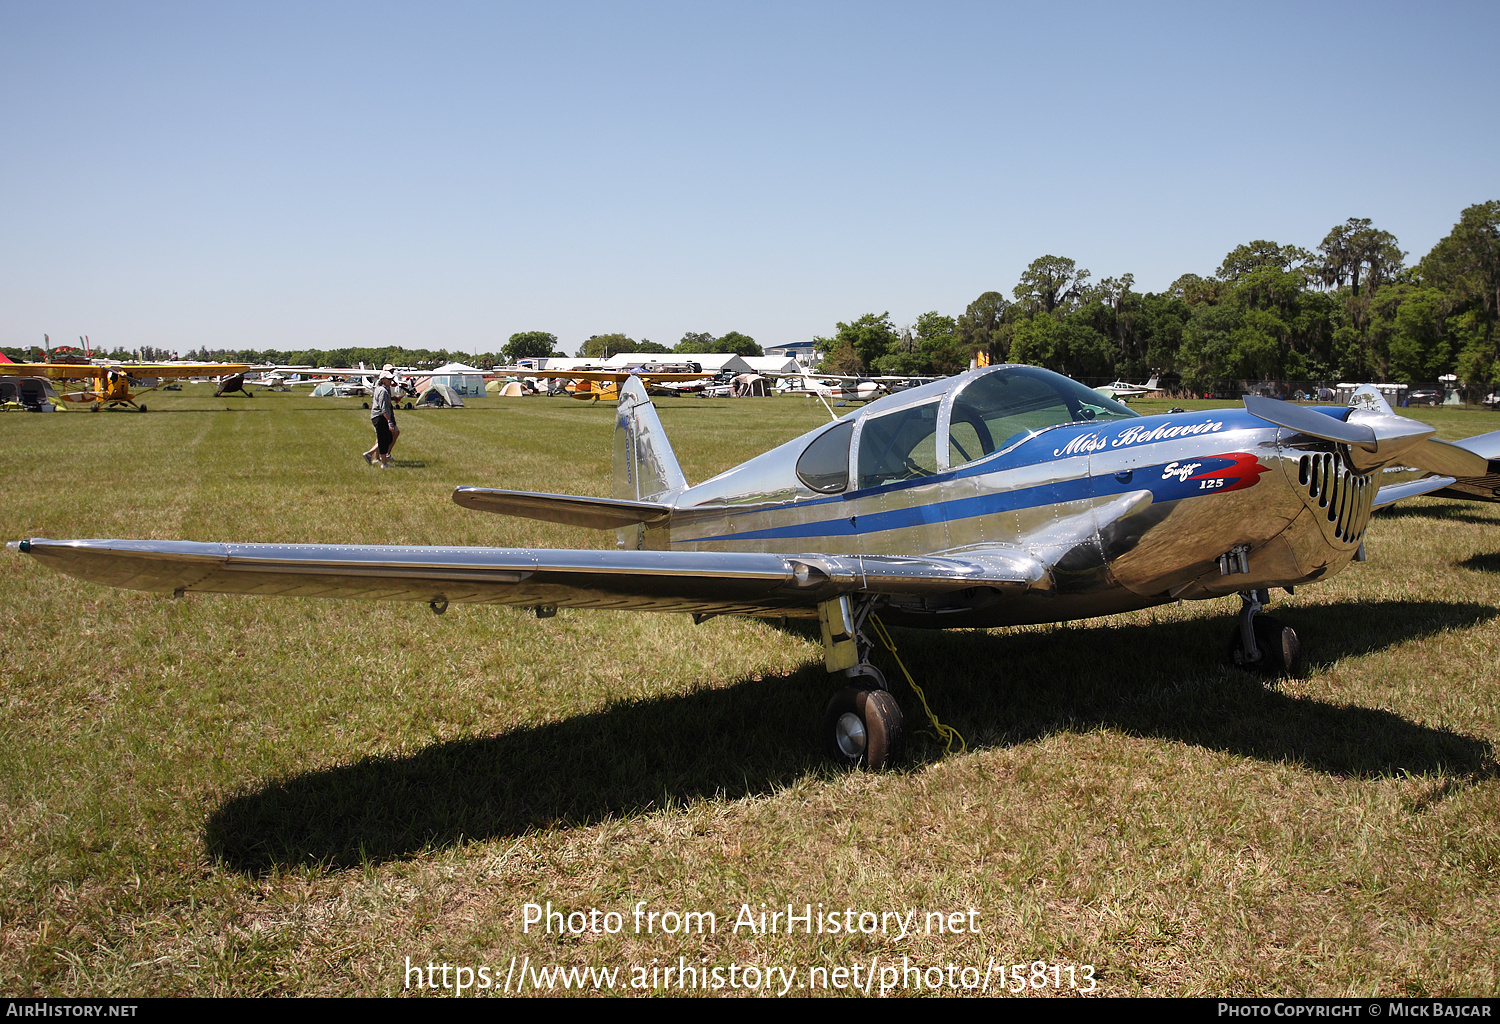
xmin=0 ymin=361 xmax=249 ymax=411
xmin=13 ymin=366 xmax=1500 ymax=769
xmin=772 ymin=372 xmax=949 ymax=403
xmin=528 ymin=367 xmax=715 ymax=401
xmin=1094 ymin=375 xmax=1162 ymax=402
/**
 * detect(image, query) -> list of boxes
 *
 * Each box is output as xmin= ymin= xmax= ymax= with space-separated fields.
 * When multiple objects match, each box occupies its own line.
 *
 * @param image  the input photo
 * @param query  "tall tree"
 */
xmin=1217 ymin=241 xmax=1313 ymax=281
xmin=1421 ymin=201 xmax=1500 ymax=383
xmin=1317 ymin=218 xmax=1405 ymax=297
xmin=503 ymin=331 xmax=558 ymax=361
xmin=715 ymin=331 xmax=763 ymax=357
xmin=578 ymin=333 xmax=637 ymax=358
xmin=956 ymin=290 xmax=1009 ymax=361
xmin=674 ymin=331 xmax=718 ymax=354
xmin=1421 ymin=201 xmax=1500 ymax=326
xmin=876 ymin=312 xmax=966 ymax=376
xmin=823 ymin=313 xmax=900 ymax=372
xmin=1013 ymin=256 xmax=1091 ymax=315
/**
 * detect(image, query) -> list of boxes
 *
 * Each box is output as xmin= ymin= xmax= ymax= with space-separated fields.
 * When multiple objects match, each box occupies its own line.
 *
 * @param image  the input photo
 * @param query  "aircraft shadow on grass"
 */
xmin=205 ymin=599 xmax=1498 ymax=873
xmin=1458 ymin=552 xmax=1500 ymax=574
xmin=1374 ymin=503 xmax=1500 ymax=527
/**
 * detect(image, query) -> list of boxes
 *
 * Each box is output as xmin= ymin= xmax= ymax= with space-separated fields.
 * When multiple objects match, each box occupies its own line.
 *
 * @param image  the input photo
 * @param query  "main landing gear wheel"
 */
xmin=823 ymin=685 xmax=904 ymax=769
xmin=1228 ymin=614 xmax=1302 ymax=678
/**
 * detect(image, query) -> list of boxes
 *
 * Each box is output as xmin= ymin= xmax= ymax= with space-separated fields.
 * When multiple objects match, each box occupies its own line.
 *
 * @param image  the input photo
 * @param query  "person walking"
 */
xmin=363 ymin=370 xmax=399 ymax=467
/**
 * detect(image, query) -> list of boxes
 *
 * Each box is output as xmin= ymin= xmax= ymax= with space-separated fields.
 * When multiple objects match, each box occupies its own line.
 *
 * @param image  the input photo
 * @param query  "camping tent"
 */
xmin=730 ymin=373 xmax=768 ymax=397
xmin=417 ymin=382 xmax=465 ymax=408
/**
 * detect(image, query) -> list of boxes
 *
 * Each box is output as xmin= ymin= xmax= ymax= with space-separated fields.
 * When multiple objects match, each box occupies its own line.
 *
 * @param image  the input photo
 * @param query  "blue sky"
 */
xmin=3 ymin=1 xmax=1496 ymax=356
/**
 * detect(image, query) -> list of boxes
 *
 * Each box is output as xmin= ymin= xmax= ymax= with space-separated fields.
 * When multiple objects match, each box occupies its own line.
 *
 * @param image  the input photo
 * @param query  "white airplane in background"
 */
xmin=772 ymin=373 xmax=943 ymax=403
xmin=1094 ymin=375 xmax=1162 ymax=402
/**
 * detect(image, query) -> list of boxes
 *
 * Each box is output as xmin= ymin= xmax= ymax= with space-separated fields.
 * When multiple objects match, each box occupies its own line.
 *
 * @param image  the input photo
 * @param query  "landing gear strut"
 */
xmin=1227 ymin=588 xmax=1302 ymax=678
xmin=817 ymin=596 xmax=905 ymax=769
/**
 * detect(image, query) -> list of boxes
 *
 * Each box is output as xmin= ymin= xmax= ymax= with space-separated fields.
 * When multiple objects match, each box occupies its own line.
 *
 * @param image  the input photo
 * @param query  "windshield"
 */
xmin=947 ymin=366 xmax=1138 ymax=468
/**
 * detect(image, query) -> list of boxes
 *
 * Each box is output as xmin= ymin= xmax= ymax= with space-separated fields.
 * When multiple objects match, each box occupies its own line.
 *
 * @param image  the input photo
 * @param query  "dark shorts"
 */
xmin=373 ymin=417 xmax=394 ymax=456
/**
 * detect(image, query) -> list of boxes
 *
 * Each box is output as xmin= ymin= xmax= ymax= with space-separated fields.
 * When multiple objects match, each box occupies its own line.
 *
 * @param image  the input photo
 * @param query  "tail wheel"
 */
xmin=1228 ymin=614 xmax=1303 ymax=679
xmin=823 ymin=686 xmax=904 ymax=769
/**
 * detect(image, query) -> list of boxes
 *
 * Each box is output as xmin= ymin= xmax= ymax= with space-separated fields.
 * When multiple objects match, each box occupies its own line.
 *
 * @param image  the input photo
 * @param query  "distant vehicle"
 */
xmin=1407 ymin=388 xmax=1443 ymax=407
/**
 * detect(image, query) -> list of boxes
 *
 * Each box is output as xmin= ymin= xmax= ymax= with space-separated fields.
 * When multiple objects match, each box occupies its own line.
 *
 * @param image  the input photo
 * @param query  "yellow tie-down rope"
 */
xmin=868 ymin=614 xmax=967 ymax=756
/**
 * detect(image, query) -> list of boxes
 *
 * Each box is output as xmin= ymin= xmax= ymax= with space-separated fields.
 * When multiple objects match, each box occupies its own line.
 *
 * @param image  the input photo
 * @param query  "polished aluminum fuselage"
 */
xmin=650 ymin=374 xmax=1371 ymax=628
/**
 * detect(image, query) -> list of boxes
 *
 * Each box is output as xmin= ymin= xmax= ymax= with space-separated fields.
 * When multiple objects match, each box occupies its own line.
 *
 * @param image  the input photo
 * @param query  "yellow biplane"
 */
xmin=0 ymin=361 xmax=250 ymax=412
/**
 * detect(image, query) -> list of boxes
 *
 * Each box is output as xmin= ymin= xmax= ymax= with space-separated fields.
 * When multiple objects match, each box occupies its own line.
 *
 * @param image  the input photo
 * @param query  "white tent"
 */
xmin=423 ymin=362 xmax=487 ymax=397
xmin=741 ymin=355 xmax=802 ymax=375
xmin=653 ymin=353 xmax=752 ymax=375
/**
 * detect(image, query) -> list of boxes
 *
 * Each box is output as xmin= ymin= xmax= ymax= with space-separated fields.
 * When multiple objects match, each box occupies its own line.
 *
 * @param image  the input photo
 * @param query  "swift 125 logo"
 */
xmin=1152 ymin=453 xmax=1267 ymax=499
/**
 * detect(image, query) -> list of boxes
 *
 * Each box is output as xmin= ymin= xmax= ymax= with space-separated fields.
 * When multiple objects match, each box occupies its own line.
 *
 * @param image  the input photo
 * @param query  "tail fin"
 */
xmin=614 ymin=376 xmax=687 ymax=502
xmin=614 ymin=377 xmax=686 ymax=549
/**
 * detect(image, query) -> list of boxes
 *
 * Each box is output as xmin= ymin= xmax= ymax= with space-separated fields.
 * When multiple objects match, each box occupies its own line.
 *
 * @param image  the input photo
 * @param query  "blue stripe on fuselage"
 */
xmin=674 ymin=409 xmax=1271 ymax=544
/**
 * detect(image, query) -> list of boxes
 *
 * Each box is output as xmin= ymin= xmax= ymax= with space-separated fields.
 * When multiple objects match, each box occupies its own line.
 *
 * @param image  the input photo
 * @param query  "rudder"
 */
xmin=613 ymin=377 xmax=687 ymax=548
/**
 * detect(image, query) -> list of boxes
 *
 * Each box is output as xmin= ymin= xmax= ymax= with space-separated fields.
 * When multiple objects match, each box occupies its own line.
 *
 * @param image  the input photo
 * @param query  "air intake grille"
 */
xmin=1298 ymin=452 xmax=1373 ymax=543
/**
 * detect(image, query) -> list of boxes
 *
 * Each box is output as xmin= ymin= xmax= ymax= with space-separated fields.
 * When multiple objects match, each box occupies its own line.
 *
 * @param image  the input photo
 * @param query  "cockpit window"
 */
xmin=796 ymin=420 xmax=854 ymax=493
xmin=948 ymin=367 xmax=1137 ymax=468
xmin=857 ymin=399 xmax=942 ymax=489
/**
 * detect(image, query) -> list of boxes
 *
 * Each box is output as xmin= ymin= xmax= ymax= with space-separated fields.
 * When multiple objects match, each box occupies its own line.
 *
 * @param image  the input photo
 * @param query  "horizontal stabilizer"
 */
xmin=1400 ymin=438 xmax=1490 ymax=479
xmin=452 ymin=487 xmax=672 ymax=529
xmin=1451 ymin=428 xmax=1500 ymax=465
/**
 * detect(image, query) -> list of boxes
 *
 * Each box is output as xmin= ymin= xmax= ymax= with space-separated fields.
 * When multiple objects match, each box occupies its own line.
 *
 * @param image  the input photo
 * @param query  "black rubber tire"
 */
xmin=823 ymin=686 xmax=904 ymax=769
xmin=1227 ymin=614 xmax=1303 ymax=678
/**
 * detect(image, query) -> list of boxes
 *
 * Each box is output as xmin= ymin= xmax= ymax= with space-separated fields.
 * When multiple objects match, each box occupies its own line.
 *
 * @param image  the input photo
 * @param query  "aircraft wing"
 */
xmin=527 ymin=370 xmax=713 ymax=382
xmin=9 ymin=538 xmax=1039 ymax=618
xmin=0 ymin=362 xmax=249 ymax=380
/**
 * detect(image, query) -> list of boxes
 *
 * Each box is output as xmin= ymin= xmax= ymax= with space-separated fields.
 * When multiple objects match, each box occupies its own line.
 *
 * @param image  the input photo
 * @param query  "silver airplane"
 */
xmin=11 ymin=366 xmax=1500 ymax=768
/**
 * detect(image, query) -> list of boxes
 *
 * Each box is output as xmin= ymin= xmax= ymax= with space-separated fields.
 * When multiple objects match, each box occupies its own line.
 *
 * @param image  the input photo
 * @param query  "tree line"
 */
xmin=816 ymin=201 xmax=1499 ymax=389
xmin=1 ymin=330 xmax=767 ymax=369
xmin=7 ymin=202 xmax=1492 ymax=386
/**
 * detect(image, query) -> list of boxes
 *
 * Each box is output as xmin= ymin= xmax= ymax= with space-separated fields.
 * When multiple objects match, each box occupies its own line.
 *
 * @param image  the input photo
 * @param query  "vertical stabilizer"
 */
xmin=613 ymin=377 xmax=687 ymax=548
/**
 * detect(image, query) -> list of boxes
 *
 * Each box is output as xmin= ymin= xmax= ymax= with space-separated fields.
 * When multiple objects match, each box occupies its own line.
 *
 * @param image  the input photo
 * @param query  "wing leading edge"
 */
xmin=9 ymin=539 xmax=1039 ymax=618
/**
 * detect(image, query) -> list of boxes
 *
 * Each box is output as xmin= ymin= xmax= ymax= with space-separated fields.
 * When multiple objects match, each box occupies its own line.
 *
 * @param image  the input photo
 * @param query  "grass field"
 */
xmin=2 ymin=385 xmax=1499 ymax=997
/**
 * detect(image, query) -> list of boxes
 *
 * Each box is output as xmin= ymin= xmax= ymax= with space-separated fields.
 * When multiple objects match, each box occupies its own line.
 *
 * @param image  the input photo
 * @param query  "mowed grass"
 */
xmin=1 ymin=386 xmax=1498 ymax=997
